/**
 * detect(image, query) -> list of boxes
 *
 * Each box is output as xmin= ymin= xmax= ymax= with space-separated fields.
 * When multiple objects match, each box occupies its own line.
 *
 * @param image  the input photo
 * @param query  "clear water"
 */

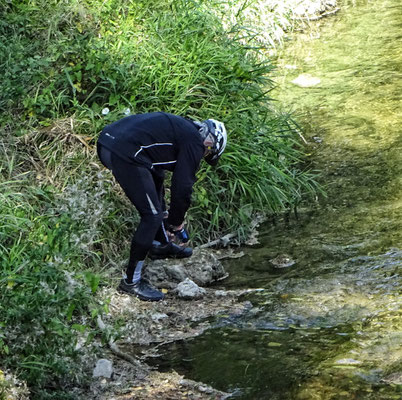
xmin=147 ymin=1 xmax=402 ymax=398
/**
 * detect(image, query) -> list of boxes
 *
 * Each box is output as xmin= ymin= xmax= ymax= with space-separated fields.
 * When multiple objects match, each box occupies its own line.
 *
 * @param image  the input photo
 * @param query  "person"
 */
xmin=97 ymin=112 xmax=227 ymax=301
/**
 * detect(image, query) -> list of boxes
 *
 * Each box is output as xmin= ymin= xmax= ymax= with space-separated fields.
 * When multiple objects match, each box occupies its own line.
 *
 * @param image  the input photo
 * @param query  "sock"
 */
xmin=124 ymin=260 xmax=144 ymax=284
xmin=132 ymin=260 xmax=144 ymax=284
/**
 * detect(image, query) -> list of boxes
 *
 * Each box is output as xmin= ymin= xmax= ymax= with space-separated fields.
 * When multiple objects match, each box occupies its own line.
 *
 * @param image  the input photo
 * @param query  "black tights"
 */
xmin=105 ymin=151 xmax=169 ymax=281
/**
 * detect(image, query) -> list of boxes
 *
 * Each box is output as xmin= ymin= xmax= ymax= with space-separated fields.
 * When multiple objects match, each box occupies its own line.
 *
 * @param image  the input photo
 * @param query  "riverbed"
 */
xmin=147 ymin=1 xmax=402 ymax=398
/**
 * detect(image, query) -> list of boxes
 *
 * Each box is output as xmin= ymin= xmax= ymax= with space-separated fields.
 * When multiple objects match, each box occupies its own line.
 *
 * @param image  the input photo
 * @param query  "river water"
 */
xmin=149 ymin=1 xmax=402 ymax=398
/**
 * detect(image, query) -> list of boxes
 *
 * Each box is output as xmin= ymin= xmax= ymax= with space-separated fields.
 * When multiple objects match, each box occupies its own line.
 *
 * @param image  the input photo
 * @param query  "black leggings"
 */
xmin=99 ymin=145 xmax=169 ymax=278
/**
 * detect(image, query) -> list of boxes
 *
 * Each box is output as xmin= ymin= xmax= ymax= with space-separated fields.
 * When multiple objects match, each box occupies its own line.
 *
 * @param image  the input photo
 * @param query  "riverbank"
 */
xmin=83 ymin=0 xmax=402 ymax=397
xmin=81 ymin=1 xmax=342 ymax=399
xmin=0 ymin=1 xmax=340 ymax=398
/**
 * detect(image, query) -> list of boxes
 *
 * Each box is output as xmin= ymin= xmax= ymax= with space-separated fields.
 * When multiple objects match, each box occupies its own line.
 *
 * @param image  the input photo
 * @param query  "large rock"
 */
xmin=143 ymin=248 xmax=226 ymax=289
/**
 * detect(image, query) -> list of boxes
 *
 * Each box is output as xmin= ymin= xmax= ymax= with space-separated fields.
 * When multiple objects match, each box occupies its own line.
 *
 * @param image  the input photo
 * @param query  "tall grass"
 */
xmin=0 ymin=0 xmax=322 ymax=396
xmin=1 ymin=0 xmax=321 ymax=237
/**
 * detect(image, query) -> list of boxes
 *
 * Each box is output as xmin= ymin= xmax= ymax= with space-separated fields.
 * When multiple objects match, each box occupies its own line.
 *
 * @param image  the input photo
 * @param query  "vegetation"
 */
xmin=0 ymin=0 xmax=321 ymax=398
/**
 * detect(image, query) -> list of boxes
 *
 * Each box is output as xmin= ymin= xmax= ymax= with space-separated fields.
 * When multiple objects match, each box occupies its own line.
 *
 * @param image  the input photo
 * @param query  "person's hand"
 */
xmin=168 ymin=224 xmax=189 ymax=245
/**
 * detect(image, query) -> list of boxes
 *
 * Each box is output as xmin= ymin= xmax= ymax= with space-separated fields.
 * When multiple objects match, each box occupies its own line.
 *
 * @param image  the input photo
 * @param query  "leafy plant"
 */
xmin=0 ymin=0 xmax=323 ymax=397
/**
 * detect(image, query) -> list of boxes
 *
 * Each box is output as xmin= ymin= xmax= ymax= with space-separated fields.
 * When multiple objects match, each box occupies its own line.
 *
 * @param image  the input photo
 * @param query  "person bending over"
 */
xmin=97 ymin=112 xmax=227 ymax=301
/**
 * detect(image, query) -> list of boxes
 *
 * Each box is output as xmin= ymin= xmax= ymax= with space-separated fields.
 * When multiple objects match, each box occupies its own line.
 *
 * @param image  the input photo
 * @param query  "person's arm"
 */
xmin=167 ymin=143 xmax=204 ymax=227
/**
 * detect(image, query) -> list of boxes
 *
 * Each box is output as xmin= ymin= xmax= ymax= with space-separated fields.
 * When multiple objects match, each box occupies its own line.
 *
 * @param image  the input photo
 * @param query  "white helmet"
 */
xmin=203 ymin=119 xmax=227 ymax=166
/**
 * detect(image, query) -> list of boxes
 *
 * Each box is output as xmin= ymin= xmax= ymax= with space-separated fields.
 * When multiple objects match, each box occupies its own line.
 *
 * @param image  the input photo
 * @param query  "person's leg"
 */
xmin=110 ymin=154 xmax=164 ymax=300
xmin=148 ymin=168 xmax=193 ymax=260
xmin=151 ymin=169 xmax=170 ymax=245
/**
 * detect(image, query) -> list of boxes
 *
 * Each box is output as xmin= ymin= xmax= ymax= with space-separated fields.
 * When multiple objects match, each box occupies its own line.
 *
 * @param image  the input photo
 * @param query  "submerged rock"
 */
xmin=292 ymin=73 xmax=321 ymax=87
xmin=270 ymin=254 xmax=296 ymax=268
xmin=144 ymin=248 xmax=226 ymax=289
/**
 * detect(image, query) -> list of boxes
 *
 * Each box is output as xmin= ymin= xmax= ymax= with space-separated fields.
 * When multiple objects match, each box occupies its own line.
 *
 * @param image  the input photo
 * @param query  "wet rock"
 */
xmin=176 ymin=278 xmax=206 ymax=300
xmin=270 ymin=254 xmax=296 ymax=268
xmin=144 ymin=248 xmax=226 ymax=289
xmin=198 ymin=384 xmax=213 ymax=393
xmin=93 ymin=359 xmax=113 ymax=379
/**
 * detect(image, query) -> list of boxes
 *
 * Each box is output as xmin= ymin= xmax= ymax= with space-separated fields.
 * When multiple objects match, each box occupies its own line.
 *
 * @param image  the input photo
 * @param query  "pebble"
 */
xmin=151 ymin=312 xmax=168 ymax=321
xmin=93 ymin=359 xmax=113 ymax=379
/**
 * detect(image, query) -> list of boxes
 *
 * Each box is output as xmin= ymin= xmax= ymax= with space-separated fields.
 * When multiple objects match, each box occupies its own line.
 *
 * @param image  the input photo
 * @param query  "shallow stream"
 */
xmin=147 ymin=1 xmax=402 ymax=398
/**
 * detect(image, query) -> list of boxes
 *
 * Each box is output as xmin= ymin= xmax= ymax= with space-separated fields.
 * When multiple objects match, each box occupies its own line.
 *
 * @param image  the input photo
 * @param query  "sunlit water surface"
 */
xmin=146 ymin=1 xmax=402 ymax=398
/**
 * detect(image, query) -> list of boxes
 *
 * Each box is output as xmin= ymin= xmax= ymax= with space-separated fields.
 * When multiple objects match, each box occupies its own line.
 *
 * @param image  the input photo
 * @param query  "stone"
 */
xmin=144 ymin=248 xmax=226 ymax=289
xmin=93 ymin=359 xmax=113 ymax=379
xmin=270 ymin=254 xmax=296 ymax=268
xmin=151 ymin=312 xmax=168 ymax=321
xmin=381 ymin=372 xmax=402 ymax=385
xmin=176 ymin=278 xmax=206 ymax=299
xmin=165 ymin=264 xmax=187 ymax=282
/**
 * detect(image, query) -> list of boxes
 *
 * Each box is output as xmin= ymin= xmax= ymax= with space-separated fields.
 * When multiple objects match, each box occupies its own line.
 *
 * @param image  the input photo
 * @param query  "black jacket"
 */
xmin=98 ymin=112 xmax=205 ymax=225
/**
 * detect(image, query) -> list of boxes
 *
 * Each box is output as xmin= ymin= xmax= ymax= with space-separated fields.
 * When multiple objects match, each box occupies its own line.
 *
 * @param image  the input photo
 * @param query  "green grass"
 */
xmin=0 ymin=0 xmax=323 ymax=397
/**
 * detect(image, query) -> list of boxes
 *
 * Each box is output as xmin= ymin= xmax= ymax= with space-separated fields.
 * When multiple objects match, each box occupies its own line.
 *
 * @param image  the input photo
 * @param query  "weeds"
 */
xmin=0 ymin=0 xmax=323 ymax=396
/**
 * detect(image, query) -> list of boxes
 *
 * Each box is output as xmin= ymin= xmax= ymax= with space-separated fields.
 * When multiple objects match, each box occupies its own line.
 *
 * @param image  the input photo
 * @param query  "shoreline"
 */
xmin=0 ymin=1 xmax=340 ymax=399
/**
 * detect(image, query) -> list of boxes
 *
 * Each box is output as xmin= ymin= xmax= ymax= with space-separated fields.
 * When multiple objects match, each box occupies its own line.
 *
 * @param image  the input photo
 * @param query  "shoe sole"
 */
xmin=148 ymin=253 xmax=193 ymax=260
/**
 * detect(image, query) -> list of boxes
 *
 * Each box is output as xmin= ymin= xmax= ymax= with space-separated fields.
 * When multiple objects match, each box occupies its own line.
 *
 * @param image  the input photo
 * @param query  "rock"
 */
xmin=151 ymin=312 xmax=168 ymax=321
xmin=176 ymin=278 xmax=206 ymax=299
xmin=270 ymin=254 xmax=296 ymax=268
xmin=381 ymin=372 xmax=402 ymax=385
xmin=144 ymin=248 xmax=226 ymax=289
xmin=335 ymin=358 xmax=362 ymax=365
xmin=198 ymin=384 xmax=213 ymax=393
xmin=291 ymin=73 xmax=321 ymax=87
xmin=165 ymin=264 xmax=187 ymax=282
xmin=93 ymin=359 xmax=113 ymax=379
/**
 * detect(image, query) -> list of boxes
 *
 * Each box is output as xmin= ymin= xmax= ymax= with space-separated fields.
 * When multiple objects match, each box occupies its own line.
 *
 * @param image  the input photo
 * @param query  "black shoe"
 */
xmin=118 ymin=278 xmax=164 ymax=301
xmin=148 ymin=242 xmax=193 ymax=260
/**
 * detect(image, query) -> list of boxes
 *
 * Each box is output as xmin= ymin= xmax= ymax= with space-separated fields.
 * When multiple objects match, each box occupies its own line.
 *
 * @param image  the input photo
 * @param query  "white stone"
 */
xmin=151 ymin=312 xmax=169 ymax=321
xmin=177 ymin=278 xmax=206 ymax=299
xmin=93 ymin=359 xmax=113 ymax=378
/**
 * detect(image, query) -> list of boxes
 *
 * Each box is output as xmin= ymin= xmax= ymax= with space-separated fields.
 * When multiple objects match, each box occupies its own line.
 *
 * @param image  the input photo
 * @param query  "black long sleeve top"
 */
xmin=97 ymin=112 xmax=205 ymax=226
